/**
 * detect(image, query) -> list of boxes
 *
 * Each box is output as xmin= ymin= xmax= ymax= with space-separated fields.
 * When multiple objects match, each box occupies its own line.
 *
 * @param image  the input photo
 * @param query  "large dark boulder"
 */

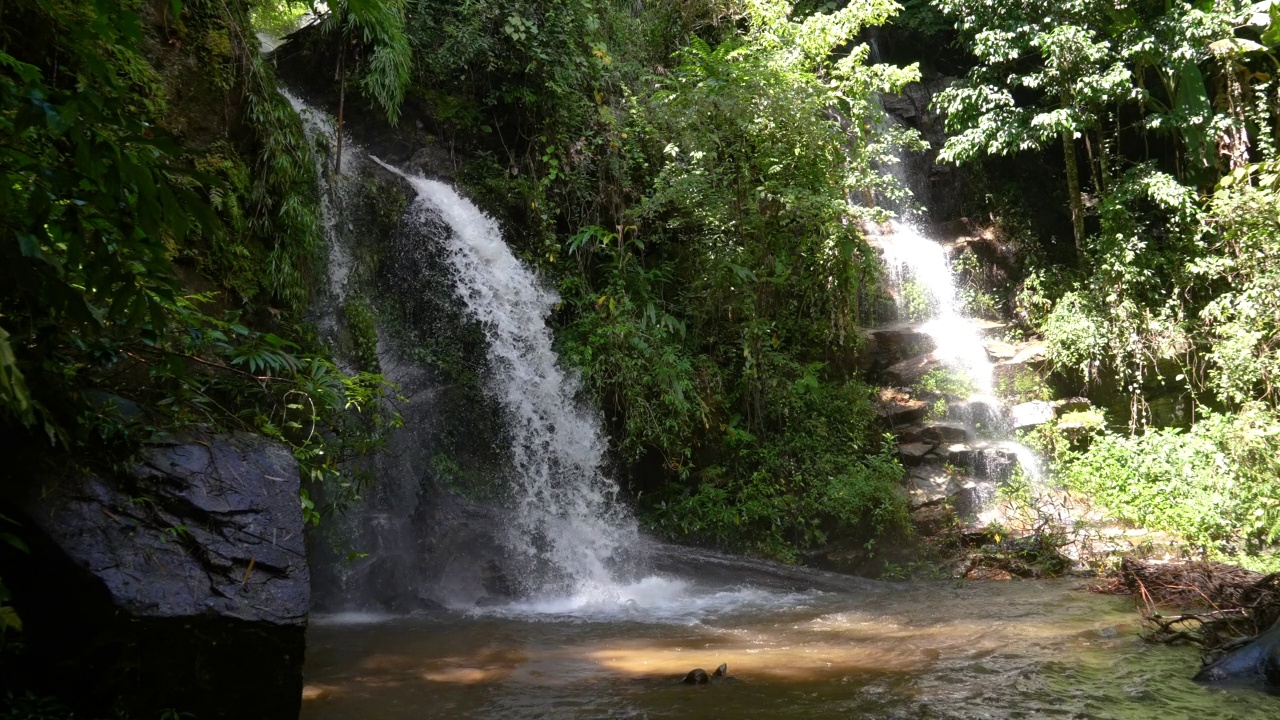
xmin=4 ymin=431 xmax=308 ymax=718
xmin=1194 ymin=621 xmax=1280 ymax=690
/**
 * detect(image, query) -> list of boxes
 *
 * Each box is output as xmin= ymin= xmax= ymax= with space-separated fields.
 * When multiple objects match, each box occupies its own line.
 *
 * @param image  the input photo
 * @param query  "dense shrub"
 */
xmin=1062 ymin=405 xmax=1280 ymax=563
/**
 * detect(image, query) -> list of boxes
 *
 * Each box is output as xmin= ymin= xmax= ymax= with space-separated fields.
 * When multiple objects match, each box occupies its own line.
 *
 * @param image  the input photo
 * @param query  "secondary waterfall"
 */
xmin=869 ymin=221 xmax=1042 ymax=484
xmin=875 ymin=222 xmax=994 ymax=396
xmin=370 ymin=159 xmax=640 ymax=598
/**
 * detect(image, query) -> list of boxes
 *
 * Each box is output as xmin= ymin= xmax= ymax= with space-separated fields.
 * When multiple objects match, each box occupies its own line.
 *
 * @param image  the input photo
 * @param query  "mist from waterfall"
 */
xmin=280 ymin=88 xmax=657 ymax=612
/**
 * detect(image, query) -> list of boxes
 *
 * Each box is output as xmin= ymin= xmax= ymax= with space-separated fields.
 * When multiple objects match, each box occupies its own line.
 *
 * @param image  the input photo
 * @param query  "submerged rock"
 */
xmin=683 ymin=663 xmax=729 ymax=684
xmin=10 ymin=431 xmax=308 ymax=719
xmin=1194 ymin=622 xmax=1280 ymax=689
xmin=683 ymin=668 xmax=710 ymax=684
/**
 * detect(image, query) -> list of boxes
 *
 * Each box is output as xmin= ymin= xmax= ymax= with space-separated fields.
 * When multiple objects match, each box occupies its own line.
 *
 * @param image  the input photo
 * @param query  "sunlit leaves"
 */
xmin=554 ymin=1 xmax=915 ymax=556
xmin=345 ymin=0 xmax=413 ymax=123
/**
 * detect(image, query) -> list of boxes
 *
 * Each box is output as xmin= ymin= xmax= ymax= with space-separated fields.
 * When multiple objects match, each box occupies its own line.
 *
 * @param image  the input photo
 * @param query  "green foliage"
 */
xmin=933 ymin=0 xmax=1122 ymax=164
xmin=645 ymin=380 xmax=908 ymax=560
xmin=128 ymin=297 xmax=401 ymax=523
xmin=935 ymin=0 xmax=1280 ymax=567
xmin=935 ymin=0 xmax=1279 ymax=261
xmin=236 ymin=54 xmax=325 ymax=311
xmin=0 ymin=0 xmax=396 ymax=526
xmin=897 ymin=278 xmax=933 ymax=322
xmin=1196 ymin=166 xmax=1280 ymax=405
xmin=561 ymin=227 xmax=706 ymax=472
xmin=891 ymin=0 xmax=950 ymax=39
xmin=545 ymin=0 xmax=920 ymax=557
xmin=1061 ymin=404 xmax=1280 ymax=558
xmin=1013 ymin=268 xmax=1060 ymax=330
xmin=916 ymin=368 xmax=975 ymax=399
xmin=951 ymin=249 xmax=1000 ymax=318
xmin=1059 ymin=407 xmax=1106 ymax=430
xmin=0 ymin=515 xmax=24 ymax=644
xmin=1042 ymin=292 xmax=1111 ymax=380
xmin=251 ymin=0 xmax=311 ymax=37
xmin=395 ymin=0 xmax=920 ymax=557
xmin=324 ymin=0 xmax=413 ymax=123
xmin=342 ymin=298 xmax=381 ymax=373
xmin=0 ymin=7 xmax=213 ymax=439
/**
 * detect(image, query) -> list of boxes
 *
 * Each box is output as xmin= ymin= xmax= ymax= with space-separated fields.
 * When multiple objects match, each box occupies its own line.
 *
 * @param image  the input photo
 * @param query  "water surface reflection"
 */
xmin=302 ymin=579 xmax=1276 ymax=719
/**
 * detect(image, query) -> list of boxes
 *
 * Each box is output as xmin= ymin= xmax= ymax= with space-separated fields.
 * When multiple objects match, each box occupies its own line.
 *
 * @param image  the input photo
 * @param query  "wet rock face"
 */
xmin=879 ymin=78 xmax=965 ymax=222
xmin=12 ymin=431 xmax=308 ymax=719
xmin=875 ymin=388 xmax=929 ymax=427
xmin=864 ymin=325 xmax=937 ymax=373
xmin=885 ymin=353 xmax=945 ymax=387
xmin=1010 ymin=401 xmax=1054 ymax=430
xmin=1194 ymin=622 xmax=1280 ymax=689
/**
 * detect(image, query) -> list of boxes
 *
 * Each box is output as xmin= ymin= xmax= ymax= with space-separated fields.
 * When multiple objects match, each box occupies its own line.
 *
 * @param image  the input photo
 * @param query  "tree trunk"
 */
xmin=1062 ymin=128 xmax=1085 ymax=267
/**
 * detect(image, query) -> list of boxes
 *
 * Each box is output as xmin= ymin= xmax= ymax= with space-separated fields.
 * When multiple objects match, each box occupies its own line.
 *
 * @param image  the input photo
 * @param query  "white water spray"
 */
xmin=873 ymin=222 xmax=994 ymax=395
xmin=370 ymin=157 xmax=640 ymax=598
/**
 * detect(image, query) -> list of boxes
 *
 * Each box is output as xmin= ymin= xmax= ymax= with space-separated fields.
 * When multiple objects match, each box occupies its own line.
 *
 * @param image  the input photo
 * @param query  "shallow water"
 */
xmin=301 ymin=578 xmax=1278 ymax=719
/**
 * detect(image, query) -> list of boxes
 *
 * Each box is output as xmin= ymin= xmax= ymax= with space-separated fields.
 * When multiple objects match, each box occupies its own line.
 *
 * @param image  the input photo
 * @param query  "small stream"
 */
xmin=301 ymin=576 xmax=1272 ymax=719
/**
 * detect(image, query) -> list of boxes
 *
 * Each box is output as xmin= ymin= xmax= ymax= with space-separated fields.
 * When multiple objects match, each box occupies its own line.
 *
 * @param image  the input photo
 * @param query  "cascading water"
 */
xmin=288 ymin=85 xmax=641 ymax=603
xmin=869 ymin=77 xmax=1043 ymax=488
xmin=370 ymin=158 xmax=640 ymax=598
xmin=870 ymin=219 xmax=1043 ymax=486
xmin=282 ymin=90 xmax=829 ymax=620
xmin=874 ymin=223 xmax=994 ymax=396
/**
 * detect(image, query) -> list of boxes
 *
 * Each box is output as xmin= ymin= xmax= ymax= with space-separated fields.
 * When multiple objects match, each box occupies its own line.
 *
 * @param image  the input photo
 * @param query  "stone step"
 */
xmin=899 ymin=437 xmax=1024 ymax=483
xmin=1053 ymin=397 xmax=1092 ymax=415
xmin=905 ymin=462 xmax=995 ymax=519
xmin=875 ymin=388 xmax=928 ymax=426
xmin=946 ymin=397 xmax=1007 ymax=429
xmin=1011 ymin=400 xmax=1055 ymax=429
xmin=919 ymin=421 xmax=973 ymax=444
xmin=884 ymin=352 xmax=943 ymax=387
xmin=937 ymin=441 xmax=1022 ymax=481
xmin=970 ymin=318 xmax=1011 ymax=337
xmin=983 ymin=338 xmax=1019 ymax=361
xmin=861 ymin=323 xmax=937 ymax=371
xmin=897 ymin=441 xmax=935 ymax=466
xmin=895 ymin=423 xmax=926 ymax=444
xmin=992 ymin=342 xmax=1048 ymax=384
xmin=905 ymin=463 xmax=962 ymax=507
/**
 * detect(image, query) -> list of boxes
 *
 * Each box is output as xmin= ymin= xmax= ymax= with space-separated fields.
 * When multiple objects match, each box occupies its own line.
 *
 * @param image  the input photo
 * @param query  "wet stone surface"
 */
xmin=15 ymin=431 xmax=308 ymax=719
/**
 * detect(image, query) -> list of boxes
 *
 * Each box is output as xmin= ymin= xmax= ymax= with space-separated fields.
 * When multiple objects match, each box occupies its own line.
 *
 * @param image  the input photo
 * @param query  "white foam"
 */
xmin=312 ymin=611 xmax=402 ymax=626
xmin=875 ymin=222 xmax=993 ymax=395
xmin=1002 ymin=440 xmax=1044 ymax=483
xmin=467 ymin=575 xmax=822 ymax=624
xmin=873 ymin=222 xmax=1045 ymax=483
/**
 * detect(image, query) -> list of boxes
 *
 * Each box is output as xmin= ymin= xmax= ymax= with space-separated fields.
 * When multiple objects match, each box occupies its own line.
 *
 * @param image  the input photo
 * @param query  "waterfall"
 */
xmin=282 ymin=89 xmax=640 ymax=610
xmin=874 ymin=223 xmax=994 ymax=395
xmin=370 ymin=158 xmax=640 ymax=598
xmin=870 ymin=221 xmax=1042 ymax=484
